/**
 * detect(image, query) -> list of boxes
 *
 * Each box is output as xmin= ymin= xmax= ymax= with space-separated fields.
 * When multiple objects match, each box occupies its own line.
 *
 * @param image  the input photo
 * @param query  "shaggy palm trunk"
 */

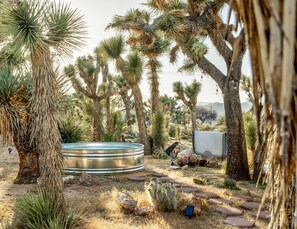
xmin=131 ymin=84 xmax=150 ymax=154
xmin=122 ymin=94 xmax=132 ymax=127
xmin=149 ymin=67 xmax=160 ymax=115
xmin=29 ymin=48 xmax=64 ymax=205
xmin=93 ymin=97 xmax=101 ymax=141
xmin=224 ymin=86 xmax=250 ymax=180
xmin=106 ymin=96 xmax=111 ymax=134
xmin=190 ymin=105 xmax=197 ymax=132
xmin=6 ymin=108 xmax=39 ymax=184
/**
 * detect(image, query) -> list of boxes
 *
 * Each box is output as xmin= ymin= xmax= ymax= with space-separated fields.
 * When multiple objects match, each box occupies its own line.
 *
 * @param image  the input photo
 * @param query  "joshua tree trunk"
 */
xmin=14 ymin=151 xmax=39 ymax=184
xmin=149 ymin=67 xmax=160 ymax=114
xmin=190 ymin=105 xmax=197 ymax=132
xmin=224 ymin=86 xmax=250 ymax=180
xmin=10 ymin=109 xmax=39 ymax=184
xmin=93 ymin=97 xmax=101 ymax=141
xmin=30 ymin=48 xmax=64 ymax=205
xmin=131 ymin=84 xmax=150 ymax=154
xmin=122 ymin=95 xmax=132 ymax=127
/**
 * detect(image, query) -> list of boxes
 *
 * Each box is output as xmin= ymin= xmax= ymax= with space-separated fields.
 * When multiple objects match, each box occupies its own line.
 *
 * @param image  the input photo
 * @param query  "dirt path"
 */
xmin=0 ymin=145 xmax=269 ymax=229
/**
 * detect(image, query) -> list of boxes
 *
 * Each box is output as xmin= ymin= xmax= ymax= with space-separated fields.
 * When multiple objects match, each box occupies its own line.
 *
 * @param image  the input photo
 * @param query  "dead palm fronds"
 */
xmin=233 ymin=1 xmax=297 ymax=228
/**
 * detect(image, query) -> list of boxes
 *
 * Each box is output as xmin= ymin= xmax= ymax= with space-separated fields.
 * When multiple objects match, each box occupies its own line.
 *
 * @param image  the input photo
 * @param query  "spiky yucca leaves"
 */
xmin=0 ymin=0 xmax=86 ymax=205
xmin=12 ymin=188 xmax=81 ymax=229
xmin=173 ymin=80 xmax=201 ymax=131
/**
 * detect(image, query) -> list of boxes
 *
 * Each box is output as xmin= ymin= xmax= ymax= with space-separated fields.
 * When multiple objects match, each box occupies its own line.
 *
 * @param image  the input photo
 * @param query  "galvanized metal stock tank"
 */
xmin=62 ymin=142 xmax=144 ymax=175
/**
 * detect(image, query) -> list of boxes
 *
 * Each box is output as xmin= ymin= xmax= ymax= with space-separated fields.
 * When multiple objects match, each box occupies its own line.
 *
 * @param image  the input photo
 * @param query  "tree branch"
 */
xmin=195 ymin=56 xmax=227 ymax=90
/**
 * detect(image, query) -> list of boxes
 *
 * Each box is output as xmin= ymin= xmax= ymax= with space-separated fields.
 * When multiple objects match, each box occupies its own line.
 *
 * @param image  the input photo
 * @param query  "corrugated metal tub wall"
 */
xmin=62 ymin=142 xmax=144 ymax=175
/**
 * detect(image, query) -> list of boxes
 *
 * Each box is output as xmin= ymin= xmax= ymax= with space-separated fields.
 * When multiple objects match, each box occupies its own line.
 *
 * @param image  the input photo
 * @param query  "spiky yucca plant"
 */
xmin=0 ymin=0 xmax=86 ymax=204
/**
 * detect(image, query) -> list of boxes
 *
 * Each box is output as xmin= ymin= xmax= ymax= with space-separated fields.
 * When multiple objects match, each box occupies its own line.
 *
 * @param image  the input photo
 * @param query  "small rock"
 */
xmin=214 ymin=206 xmax=243 ymax=216
xmin=135 ymin=206 xmax=154 ymax=216
xmin=231 ymin=195 xmax=253 ymax=202
xmin=79 ymin=172 xmax=93 ymax=186
xmin=128 ymin=176 xmax=148 ymax=182
xmin=117 ymin=190 xmax=137 ymax=214
xmin=176 ymin=157 xmax=189 ymax=167
xmin=251 ymin=210 xmax=271 ymax=220
xmin=177 ymin=149 xmax=194 ymax=158
xmin=187 ymin=154 xmax=199 ymax=166
xmin=63 ymin=175 xmax=74 ymax=184
xmin=181 ymin=165 xmax=189 ymax=170
xmin=224 ymin=217 xmax=255 ymax=228
xmin=208 ymin=198 xmax=233 ymax=205
xmin=196 ymin=192 xmax=219 ymax=199
xmin=240 ymin=202 xmax=260 ymax=210
xmin=198 ymin=159 xmax=207 ymax=167
xmin=149 ymin=172 xmax=167 ymax=178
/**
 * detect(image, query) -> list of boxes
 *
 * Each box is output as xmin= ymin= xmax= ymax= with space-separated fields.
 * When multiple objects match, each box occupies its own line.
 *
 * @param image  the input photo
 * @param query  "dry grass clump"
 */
xmin=0 ymin=202 xmax=12 ymax=221
xmin=96 ymin=188 xmax=152 ymax=215
xmin=84 ymin=216 xmax=171 ymax=229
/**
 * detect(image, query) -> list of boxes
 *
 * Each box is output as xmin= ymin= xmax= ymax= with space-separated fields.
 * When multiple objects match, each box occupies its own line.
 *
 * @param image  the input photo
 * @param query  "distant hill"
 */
xmin=197 ymin=101 xmax=252 ymax=116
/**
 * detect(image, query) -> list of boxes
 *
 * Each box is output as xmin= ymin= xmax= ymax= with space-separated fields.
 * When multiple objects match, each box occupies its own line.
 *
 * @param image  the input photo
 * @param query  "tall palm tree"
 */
xmin=173 ymin=80 xmax=201 ymax=132
xmin=0 ymin=0 xmax=86 ymax=204
xmin=102 ymin=36 xmax=150 ymax=154
xmin=145 ymin=0 xmax=250 ymax=180
xmin=107 ymin=9 xmax=170 ymax=114
xmin=0 ymin=65 xmax=39 ymax=184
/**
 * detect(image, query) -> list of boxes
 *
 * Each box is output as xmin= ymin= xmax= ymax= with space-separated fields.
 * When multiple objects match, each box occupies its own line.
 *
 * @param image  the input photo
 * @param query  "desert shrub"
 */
xmin=175 ymin=125 xmax=181 ymax=140
xmin=219 ymin=178 xmax=241 ymax=190
xmin=102 ymin=111 xmax=126 ymax=142
xmin=151 ymin=110 xmax=167 ymax=149
xmin=181 ymin=126 xmax=191 ymax=140
xmin=59 ymin=115 xmax=86 ymax=143
xmin=215 ymin=116 xmax=226 ymax=132
xmin=11 ymin=189 xmax=81 ymax=229
xmin=152 ymin=149 xmax=168 ymax=159
xmin=145 ymin=178 xmax=176 ymax=212
xmin=243 ymin=112 xmax=257 ymax=151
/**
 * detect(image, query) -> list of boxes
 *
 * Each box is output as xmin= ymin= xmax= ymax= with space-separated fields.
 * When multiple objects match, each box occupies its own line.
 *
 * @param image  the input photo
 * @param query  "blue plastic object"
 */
xmin=184 ymin=205 xmax=195 ymax=218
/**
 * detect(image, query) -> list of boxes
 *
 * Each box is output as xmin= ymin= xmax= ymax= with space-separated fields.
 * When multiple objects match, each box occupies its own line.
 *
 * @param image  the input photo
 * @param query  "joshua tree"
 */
xmin=0 ymin=0 xmax=86 ymax=204
xmin=145 ymin=0 xmax=250 ymax=180
xmin=114 ymin=75 xmax=133 ymax=127
xmin=102 ymin=36 xmax=150 ymax=154
xmin=173 ymin=80 xmax=201 ymax=132
xmin=64 ymin=53 xmax=112 ymax=141
xmin=0 ymin=66 xmax=39 ymax=184
xmin=107 ymin=9 xmax=170 ymax=114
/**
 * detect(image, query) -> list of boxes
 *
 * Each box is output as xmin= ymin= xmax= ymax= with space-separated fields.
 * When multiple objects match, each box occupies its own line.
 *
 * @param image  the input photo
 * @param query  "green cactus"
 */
xmin=145 ymin=177 xmax=177 ymax=212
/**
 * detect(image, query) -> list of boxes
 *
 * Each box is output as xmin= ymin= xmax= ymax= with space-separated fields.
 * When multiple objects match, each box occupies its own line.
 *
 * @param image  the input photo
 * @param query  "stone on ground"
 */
xmin=214 ymin=206 xmax=243 ymax=216
xmin=79 ymin=172 xmax=93 ymax=186
xmin=195 ymin=192 xmax=219 ymax=199
xmin=177 ymin=186 xmax=199 ymax=193
xmin=135 ymin=206 xmax=154 ymax=216
xmin=117 ymin=190 xmax=137 ymax=214
xmin=251 ymin=210 xmax=271 ymax=220
xmin=128 ymin=176 xmax=148 ymax=182
xmin=149 ymin=172 xmax=167 ymax=178
xmin=208 ymin=198 xmax=233 ymax=205
xmin=240 ymin=202 xmax=260 ymax=210
xmin=224 ymin=217 xmax=255 ymax=228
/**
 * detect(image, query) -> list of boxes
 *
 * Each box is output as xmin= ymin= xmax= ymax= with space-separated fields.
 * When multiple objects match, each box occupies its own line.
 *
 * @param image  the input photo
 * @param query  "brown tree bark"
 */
xmin=93 ymin=97 xmax=101 ymax=141
xmin=224 ymin=86 xmax=250 ymax=180
xmin=131 ymin=85 xmax=150 ymax=154
xmin=190 ymin=105 xmax=197 ymax=132
xmin=149 ymin=67 xmax=160 ymax=115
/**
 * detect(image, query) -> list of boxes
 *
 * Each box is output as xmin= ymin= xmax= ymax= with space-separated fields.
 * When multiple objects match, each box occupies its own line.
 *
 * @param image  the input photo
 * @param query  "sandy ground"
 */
xmin=0 ymin=144 xmax=269 ymax=229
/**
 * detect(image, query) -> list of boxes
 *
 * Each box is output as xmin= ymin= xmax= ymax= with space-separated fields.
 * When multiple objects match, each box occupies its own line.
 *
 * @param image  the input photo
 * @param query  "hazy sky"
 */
xmin=60 ymin=0 xmax=251 ymax=103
